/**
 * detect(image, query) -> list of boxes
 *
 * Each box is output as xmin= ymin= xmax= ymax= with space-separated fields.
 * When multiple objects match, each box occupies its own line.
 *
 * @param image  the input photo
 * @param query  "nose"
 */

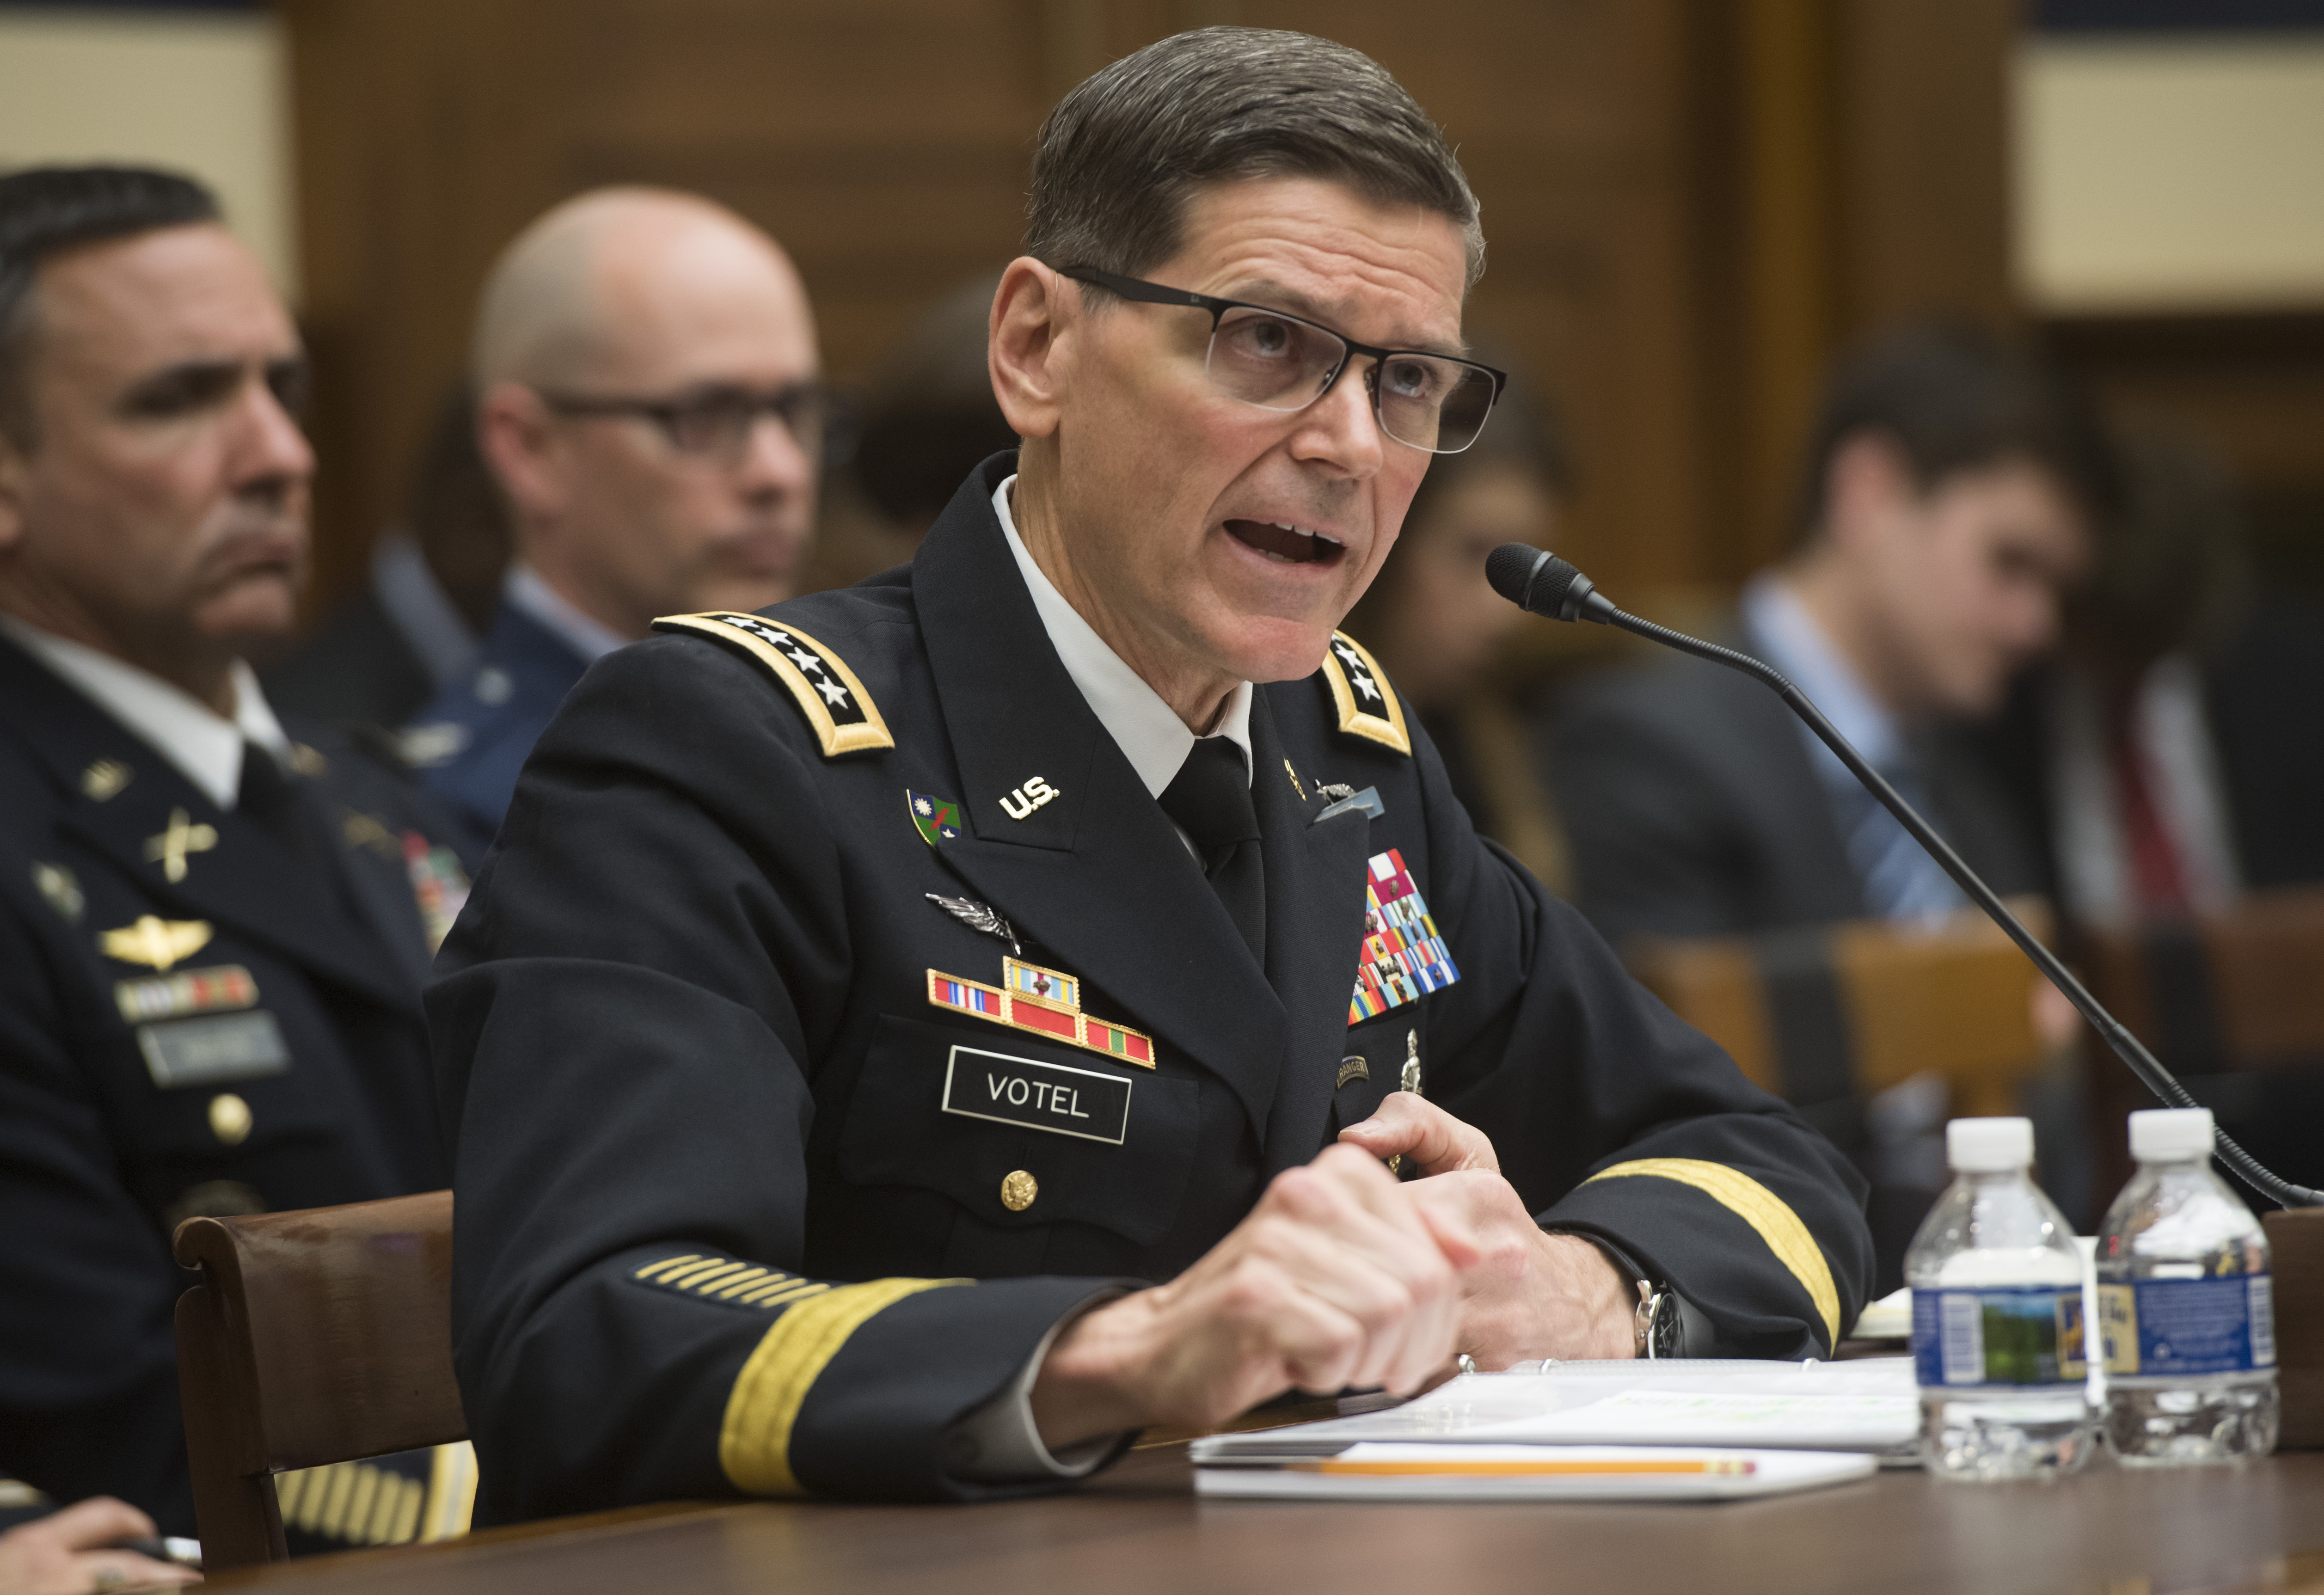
xmin=732 ymin=408 xmax=816 ymax=499
xmin=228 ymin=372 xmax=315 ymax=495
xmin=1284 ymin=356 xmax=1387 ymax=478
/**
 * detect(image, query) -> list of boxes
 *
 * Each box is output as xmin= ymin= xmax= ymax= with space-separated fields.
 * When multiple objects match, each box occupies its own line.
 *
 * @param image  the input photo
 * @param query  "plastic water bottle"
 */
xmin=1907 ymin=1117 xmax=2096 ymax=1480
xmin=2097 ymin=1107 xmax=2278 ymax=1465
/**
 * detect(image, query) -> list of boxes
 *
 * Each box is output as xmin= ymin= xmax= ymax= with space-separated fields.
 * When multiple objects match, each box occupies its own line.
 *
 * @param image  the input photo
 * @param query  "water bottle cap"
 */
xmin=1946 ymin=1116 xmax=2034 ymax=1172
xmin=2129 ymin=1107 xmax=2215 ymax=1161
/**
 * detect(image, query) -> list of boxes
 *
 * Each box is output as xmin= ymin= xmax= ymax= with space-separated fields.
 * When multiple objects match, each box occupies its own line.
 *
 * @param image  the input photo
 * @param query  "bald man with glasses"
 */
xmin=403 ymin=187 xmax=824 ymax=842
xmin=431 ymin=30 xmax=1871 ymax=1520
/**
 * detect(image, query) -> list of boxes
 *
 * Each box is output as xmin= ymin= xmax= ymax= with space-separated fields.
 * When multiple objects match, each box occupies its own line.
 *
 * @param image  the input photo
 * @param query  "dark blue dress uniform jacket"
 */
xmin=430 ymin=455 xmax=1873 ymax=1522
xmin=0 ymin=634 xmax=469 ymax=1535
xmin=406 ymin=600 xmax=590 ymax=846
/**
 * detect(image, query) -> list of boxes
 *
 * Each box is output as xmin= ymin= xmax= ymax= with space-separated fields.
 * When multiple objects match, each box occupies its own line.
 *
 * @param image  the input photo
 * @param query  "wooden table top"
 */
xmin=202 ymin=1446 xmax=2324 ymax=1595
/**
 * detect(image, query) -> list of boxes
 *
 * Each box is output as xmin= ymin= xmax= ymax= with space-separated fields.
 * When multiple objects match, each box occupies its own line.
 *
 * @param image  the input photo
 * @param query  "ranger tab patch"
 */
xmin=651 ymin=611 xmax=894 ymax=758
xmin=1319 ymin=631 xmax=1410 ymax=755
xmin=1348 ymin=848 xmax=1459 ymax=1024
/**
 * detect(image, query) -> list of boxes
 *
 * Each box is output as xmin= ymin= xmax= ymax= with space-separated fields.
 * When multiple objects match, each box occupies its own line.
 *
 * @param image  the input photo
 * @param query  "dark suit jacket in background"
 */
xmin=262 ymin=581 xmax=441 ymax=732
xmin=0 ymin=635 xmax=472 ymax=1534
xmin=1545 ymin=616 xmax=2047 ymax=950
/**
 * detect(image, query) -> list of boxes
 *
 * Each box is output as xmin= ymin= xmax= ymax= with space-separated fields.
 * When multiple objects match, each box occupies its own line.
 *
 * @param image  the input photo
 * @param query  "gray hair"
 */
xmin=1026 ymin=28 xmax=1484 ymax=292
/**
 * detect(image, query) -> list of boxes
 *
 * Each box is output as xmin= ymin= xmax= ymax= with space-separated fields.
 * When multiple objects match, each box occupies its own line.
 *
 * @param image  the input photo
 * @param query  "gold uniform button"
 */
xmin=1000 ymin=1170 xmax=1038 ymax=1212
xmin=209 ymin=1092 xmax=252 ymax=1145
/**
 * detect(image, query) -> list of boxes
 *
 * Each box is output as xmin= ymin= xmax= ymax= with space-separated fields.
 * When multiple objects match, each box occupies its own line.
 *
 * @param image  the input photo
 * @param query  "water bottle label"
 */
xmin=2098 ymin=1273 xmax=2275 ymax=1377
xmin=1912 ymin=1286 xmax=2087 ymax=1389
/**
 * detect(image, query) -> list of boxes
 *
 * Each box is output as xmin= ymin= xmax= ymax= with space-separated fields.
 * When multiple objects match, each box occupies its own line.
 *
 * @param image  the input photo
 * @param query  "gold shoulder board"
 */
xmin=1319 ymin=631 xmax=1410 ymax=755
xmin=651 ymin=611 xmax=895 ymax=758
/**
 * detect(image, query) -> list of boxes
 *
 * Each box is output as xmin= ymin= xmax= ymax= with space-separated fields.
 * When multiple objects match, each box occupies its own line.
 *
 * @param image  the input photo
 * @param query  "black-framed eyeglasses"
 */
xmin=535 ymin=380 xmax=834 ymax=466
xmin=1059 ymin=265 xmax=1505 ymax=455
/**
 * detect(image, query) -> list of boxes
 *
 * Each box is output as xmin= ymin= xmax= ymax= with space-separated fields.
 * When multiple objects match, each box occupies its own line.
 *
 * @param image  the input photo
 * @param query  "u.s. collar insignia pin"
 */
xmin=908 ymin=790 xmax=964 ymax=846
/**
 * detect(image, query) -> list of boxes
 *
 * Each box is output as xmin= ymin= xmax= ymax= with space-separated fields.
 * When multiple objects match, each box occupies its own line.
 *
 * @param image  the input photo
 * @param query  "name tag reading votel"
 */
xmin=941 ymin=1044 xmax=1132 ymax=1145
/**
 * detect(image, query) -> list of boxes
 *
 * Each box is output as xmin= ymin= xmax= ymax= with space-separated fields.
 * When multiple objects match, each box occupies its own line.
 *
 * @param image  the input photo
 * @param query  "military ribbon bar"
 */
xmin=1348 ymin=847 xmax=1460 ymax=1024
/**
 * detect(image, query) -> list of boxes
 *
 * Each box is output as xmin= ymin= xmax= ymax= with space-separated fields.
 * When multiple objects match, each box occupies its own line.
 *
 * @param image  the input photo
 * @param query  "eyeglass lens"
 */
xmin=659 ymin=389 xmax=827 ymax=461
xmin=1204 ymin=307 xmax=1496 ymax=454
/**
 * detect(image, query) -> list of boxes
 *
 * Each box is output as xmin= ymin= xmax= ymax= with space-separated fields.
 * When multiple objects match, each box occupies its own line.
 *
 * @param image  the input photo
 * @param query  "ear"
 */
xmin=1820 ymin=429 xmax=1918 ymax=553
xmin=988 ymin=258 xmax=1071 ymax=442
xmin=0 ymin=430 xmax=30 ymax=555
xmin=473 ymin=380 xmax=567 ymax=529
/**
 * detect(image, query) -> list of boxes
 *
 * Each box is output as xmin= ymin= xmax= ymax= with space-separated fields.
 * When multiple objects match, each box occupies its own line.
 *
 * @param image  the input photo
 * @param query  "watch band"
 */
xmin=1553 ymin=1230 xmax=1689 ymax=1359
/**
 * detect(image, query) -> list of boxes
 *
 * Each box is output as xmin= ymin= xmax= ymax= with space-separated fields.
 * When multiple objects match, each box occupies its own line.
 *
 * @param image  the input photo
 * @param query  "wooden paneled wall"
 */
xmin=280 ymin=0 xmax=2016 ymax=621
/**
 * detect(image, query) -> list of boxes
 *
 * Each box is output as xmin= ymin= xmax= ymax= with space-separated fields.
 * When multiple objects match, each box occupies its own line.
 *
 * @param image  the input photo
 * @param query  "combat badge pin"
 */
xmin=1347 ymin=848 xmax=1459 ymax=1024
xmin=99 ymin=916 xmax=214 ymax=972
xmin=928 ymin=955 xmax=1155 ymax=1067
xmin=144 ymin=808 xmax=219 ymax=883
xmin=926 ymin=892 xmax=1020 ymax=956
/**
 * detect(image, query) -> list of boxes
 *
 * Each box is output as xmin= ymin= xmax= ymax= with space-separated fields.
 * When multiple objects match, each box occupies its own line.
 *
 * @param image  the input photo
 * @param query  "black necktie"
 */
xmin=1159 ymin=736 xmax=1265 ymax=964
xmin=237 ymin=742 xmax=313 ymax=865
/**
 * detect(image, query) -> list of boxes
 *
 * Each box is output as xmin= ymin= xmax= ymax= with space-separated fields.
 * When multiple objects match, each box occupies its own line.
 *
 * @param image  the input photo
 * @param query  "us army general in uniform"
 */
xmin=433 ymin=30 xmax=1872 ymax=1521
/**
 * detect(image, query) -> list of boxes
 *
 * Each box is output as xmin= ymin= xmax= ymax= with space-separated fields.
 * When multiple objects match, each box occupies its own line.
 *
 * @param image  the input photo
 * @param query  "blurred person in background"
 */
xmin=0 ymin=166 xmax=474 ymax=1545
xmin=1548 ymin=322 xmax=2112 ymax=947
xmin=262 ymin=385 xmax=509 ymax=731
xmin=403 ymin=187 xmax=823 ymax=842
xmin=1545 ymin=322 xmax=2116 ymax=1281
xmin=803 ymin=270 xmax=1016 ymax=593
xmin=1342 ymin=350 xmax=1574 ymax=891
xmin=1982 ymin=426 xmax=2324 ymax=1190
xmin=2019 ymin=427 xmax=2324 ymax=921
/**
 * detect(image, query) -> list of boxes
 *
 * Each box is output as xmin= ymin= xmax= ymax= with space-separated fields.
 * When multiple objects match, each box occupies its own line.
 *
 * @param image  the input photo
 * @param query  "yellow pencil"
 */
xmin=1293 ymin=1458 xmax=1756 ymax=1477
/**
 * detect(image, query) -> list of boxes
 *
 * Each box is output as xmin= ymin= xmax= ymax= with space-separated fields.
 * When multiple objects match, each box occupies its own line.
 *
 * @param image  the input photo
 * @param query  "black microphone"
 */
xmin=1488 ymin=542 xmax=2322 ymax=1210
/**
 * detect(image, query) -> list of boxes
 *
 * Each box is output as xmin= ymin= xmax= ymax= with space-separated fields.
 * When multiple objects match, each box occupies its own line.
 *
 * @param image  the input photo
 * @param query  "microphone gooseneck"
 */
xmin=1490 ymin=541 xmax=2322 ymax=1210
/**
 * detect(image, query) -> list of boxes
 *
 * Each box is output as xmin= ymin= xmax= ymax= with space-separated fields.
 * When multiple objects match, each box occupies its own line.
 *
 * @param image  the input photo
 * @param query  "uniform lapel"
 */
xmin=1248 ymin=691 xmax=1374 ymax=1175
xmin=910 ymin=465 xmax=1289 ymax=1137
xmin=0 ymin=637 xmax=416 ymax=1009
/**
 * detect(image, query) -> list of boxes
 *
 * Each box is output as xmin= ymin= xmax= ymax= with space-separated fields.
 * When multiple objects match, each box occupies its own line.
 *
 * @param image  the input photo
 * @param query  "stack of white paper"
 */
xmin=1190 ymin=1357 xmax=1920 ymax=1501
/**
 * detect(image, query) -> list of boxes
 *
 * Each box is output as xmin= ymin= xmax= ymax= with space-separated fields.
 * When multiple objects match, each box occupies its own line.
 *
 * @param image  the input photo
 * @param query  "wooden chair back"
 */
xmin=173 ymin=1189 xmax=465 ymax=1570
xmin=2077 ymin=884 xmax=2324 ymax=1196
xmin=1625 ymin=902 xmax=2059 ymax=1120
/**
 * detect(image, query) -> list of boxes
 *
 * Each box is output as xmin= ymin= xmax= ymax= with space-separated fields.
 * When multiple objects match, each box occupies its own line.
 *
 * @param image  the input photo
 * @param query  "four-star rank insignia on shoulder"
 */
xmin=1319 ymin=630 xmax=1410 ymax=755
xmin=1348 ymin=848 xmax=1459 ymax=1024
xmin=909 ymin=791 xmax=963 ymax=846
xmin=929 ymin=955 xmax=1155 ymax=1068
xmin=650 ymin=610 xmax=894 ymax=758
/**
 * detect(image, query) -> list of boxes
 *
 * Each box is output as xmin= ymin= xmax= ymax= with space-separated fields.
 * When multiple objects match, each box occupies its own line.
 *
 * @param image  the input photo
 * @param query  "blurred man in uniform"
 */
xmin=404 ymin=188 xmax=824 ymax=842
xmin=0 ymin=166 xmax=474 ymax=1542
xmin=433 ymin=30 xmax=1871 ymax=1521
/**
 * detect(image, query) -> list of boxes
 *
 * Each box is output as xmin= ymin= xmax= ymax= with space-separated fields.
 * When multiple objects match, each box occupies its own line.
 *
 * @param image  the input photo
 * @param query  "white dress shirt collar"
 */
xmin=0 ymin=614 xmax=292 ymax=810
xmin=1741 ymin=572 xmax=1905 ymax=779
xmin=503 ymin=562 xmax=631 ymax=664
xmin=993 ymin=475 xmax=1252 ymax=797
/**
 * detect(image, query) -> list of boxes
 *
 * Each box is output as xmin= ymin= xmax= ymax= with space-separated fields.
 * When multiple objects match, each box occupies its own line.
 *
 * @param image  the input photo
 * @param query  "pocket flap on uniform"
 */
xmin=839 ymin=1013 xmax=1199 ymax=1245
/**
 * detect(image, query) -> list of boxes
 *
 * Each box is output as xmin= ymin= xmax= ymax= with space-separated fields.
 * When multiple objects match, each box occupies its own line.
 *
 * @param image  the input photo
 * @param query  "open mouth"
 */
xmin=1222 ymin=519 xmax=1347 ymax=567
